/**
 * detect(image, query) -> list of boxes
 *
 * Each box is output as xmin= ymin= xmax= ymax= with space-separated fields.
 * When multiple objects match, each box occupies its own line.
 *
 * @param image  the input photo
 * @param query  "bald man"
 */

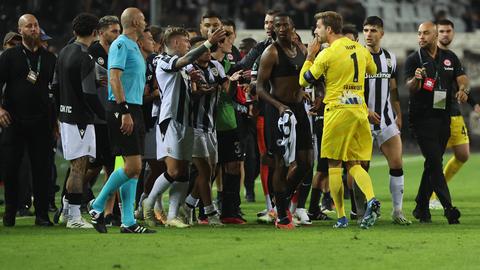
xmin=0 ymin=14 xmax=57 ymax=227
xmin=405 ymin=21 xmax=467 ymax=224
xmin=88 ymin=8 xmax=155 ymax=234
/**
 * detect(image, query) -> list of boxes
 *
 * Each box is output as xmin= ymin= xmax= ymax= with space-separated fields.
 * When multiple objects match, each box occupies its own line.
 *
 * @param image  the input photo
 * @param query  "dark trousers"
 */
xmin=237 ymin=113 xmax=259 ymax=196
xmin=411 ymin=116 xmax=452 ymax=212
xmin=1 ymin=118 xmax=52 ymax=217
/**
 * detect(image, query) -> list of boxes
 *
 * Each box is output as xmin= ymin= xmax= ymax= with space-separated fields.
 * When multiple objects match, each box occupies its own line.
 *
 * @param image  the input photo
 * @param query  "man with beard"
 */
xmin=405 ymin=21 xmax=468 ymax=224
xmin=300 ymin=11 xmax=379 ymax=229
xmin=0 ymin=14 xmax=57 ymax=227
xmin=429 ymin=19 xmax=480 ymax=209
xmin=256 ymin=13 xmax=313 ymax=229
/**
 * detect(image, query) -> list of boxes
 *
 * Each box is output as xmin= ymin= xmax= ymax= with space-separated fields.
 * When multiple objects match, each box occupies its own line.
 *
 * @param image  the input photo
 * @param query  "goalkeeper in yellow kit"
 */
xmin=299 ymin=11 xmax=379 ymax=229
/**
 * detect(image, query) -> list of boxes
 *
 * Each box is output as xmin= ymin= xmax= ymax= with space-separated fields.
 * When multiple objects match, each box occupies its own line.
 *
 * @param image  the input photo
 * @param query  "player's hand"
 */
xmin=395 ymin=116 xmax=402 ymax=130
xmin=198 ymin=83 xmax=217 ymax=94
xmin=306 ymin=37 xmax=321 ymax=61
xmin=302 ymin=90 xmax=312 ymax=104
xmin=229 ymin=70 xmax=243 ymax=81
xmin=414 ymin=68 xmax=426 ymax=80
xmin=242 ymin=70 xmax=252 ymax=80
xmin=456 ymin=90 xmax=468 ymax=103
xmin=278 ymin=104 xmax=290 ymax=115
xmin=474 ymin=104 xmax=480 ymax=114
xmin=120 ymin=113 xmax=134 ymax=136
xmin=309 ymin=97 xmax=323 ymax=114
xmin=208 ymin=28 xmax=227 ymax=45
xmin=152 ymin=89 xmax=160 ymax=98
xmin=188 ymin=69 xmax=203 ymax=82
xmin=368 ymin=111 xmax=381 ymax=125
xmin=0 ymin=107 xmax=12 ymax=128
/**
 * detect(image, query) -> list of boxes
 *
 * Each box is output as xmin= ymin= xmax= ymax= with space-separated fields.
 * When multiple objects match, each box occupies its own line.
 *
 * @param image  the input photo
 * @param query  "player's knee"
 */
xmin=124 ymin=166 xmax=141 ymax=179
xmin=455 ymin=151 xmax=469 ymax=163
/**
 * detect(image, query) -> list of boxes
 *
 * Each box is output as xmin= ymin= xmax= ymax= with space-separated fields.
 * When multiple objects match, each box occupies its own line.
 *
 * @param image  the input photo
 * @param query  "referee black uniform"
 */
xmin=405 ymin=46 xmax=464 ymax=223
xmin=0 ymin=44 xmax=57 ymax=226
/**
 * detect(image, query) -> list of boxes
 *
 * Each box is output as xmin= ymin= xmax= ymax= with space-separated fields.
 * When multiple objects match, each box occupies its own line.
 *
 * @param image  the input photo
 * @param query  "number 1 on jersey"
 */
xmin=350 ymin=53 xmax=359 ymax=82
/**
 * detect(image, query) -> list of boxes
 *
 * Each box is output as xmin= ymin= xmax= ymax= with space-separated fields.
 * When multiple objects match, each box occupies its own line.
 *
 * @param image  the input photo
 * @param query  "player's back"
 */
xmin=322 ymin=37 xmax=376 ymax=106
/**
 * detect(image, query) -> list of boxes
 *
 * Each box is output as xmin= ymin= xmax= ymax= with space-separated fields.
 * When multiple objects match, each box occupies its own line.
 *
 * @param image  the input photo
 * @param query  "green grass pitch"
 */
xmin=1 ymin=153 xmax=480 ymax=270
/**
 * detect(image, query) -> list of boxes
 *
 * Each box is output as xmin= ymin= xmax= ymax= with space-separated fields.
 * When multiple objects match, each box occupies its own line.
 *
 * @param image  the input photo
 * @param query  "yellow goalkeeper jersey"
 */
xmin=300 ymin=37 xmax=377 ymax=106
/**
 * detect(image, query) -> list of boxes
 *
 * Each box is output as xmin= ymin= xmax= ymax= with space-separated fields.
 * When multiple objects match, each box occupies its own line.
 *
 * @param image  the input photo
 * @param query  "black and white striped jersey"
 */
xmin=155 ymin=53 xmax=192 ymax=126
xmin=188 ymin=60 xmax=228 ymax=132
xmin=364 ymin=48 xmax=397 ymax=130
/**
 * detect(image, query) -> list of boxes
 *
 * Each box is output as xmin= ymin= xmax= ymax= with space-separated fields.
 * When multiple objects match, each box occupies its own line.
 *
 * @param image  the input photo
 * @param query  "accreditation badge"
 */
xmin=26 ymin=70 xmax=38 ymax=84
xmin=433 ymin=87 xmax=447 ymax=110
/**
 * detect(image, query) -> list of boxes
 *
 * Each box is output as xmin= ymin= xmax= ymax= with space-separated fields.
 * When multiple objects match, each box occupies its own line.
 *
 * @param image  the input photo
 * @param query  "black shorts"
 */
xmin=89 ymin=124 xmax=115 ymax=168
xmin=106 ymin=102 xmax=145 ymax=156
xmin=217 ymin=128 xmax=244 ymax=163
xmin=265 ymin=102 xmax=313 ymax=155
xmin=313 ymin=116 xmax=328 ymax=174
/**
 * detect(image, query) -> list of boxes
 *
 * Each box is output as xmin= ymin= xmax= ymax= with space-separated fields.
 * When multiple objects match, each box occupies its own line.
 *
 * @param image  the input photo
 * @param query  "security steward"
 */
xmin=405 ymin=21 xmax=469 ymax=224
xmin=0 ymin=14 xmax=57 ymax=227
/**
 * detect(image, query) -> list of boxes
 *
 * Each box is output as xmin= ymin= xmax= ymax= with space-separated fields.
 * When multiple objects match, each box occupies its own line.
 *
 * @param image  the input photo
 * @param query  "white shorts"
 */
xmin=156 ymin=119 xmax=194 ymax=161
xmin=192 ymin=129 xmax=218 ymax=165
xmin=143 ymin=127 xmax=157 ymax=160
xmin=60 ymin=122 xmax=96 ymax=161
xmin=371 ymin=124 xmax=400 ymax=147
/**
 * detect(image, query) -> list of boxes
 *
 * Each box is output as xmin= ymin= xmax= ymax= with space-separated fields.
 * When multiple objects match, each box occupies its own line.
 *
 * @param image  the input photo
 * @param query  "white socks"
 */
xmin=390 ymin=174 xmax=404 ymax=212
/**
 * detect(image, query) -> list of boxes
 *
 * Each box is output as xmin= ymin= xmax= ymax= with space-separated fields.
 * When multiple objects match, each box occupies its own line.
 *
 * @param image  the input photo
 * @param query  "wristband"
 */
xmin=463 ymin=88 xmax=470 ymax=95
xmin=118 ymin=101 xmax=130 ymax=114
xmin=204 ymin=40 xmax=213 ymax=49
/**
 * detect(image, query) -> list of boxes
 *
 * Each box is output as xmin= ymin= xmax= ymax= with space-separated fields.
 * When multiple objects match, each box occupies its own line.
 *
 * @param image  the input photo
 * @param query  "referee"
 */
xmin=89 ymin=8 xmax=155 ymax=234
xmin=0 ymin=14 xmax=57 ymax=227
xmin=405 ymin=21 xmax=468 ymax=224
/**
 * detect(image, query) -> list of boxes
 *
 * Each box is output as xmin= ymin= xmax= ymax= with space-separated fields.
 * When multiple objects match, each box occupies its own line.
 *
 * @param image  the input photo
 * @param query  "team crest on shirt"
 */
xmin=211 ymin=67 xmax=219 ymax=77
xmin=98 ymin=57 xmax=104 ymax=66
xmin=386 ymin=58 xmax=392 ymax=68
xmin=227 ymin=54 xmax=234 ymax=61
xmin=444 ymin=59 xmax=451 ymax=66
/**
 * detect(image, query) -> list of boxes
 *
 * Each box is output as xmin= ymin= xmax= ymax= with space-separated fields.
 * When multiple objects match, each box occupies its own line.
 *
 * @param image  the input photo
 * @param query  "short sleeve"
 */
xmin=404 ymin=52 xmax=419 ymax=80
xmin=452 ymin=53 xmax=466 ymax=78
xmin=81 ymin=54 xmax=97 ymax=94
xmin=109 ymin=40 xmax=128 ymax=70
xmin=157 ymin=54 xmax=179 ymax=73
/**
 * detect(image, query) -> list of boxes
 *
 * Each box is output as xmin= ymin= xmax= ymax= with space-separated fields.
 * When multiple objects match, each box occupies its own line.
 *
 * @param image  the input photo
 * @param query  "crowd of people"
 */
xmin=0 ymin=5 xmax=477 ymax=232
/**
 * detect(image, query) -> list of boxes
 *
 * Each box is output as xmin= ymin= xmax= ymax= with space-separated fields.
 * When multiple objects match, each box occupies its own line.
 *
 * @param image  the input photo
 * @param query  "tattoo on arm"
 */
xmin=175 ymin=45 xmax=208 ymax=69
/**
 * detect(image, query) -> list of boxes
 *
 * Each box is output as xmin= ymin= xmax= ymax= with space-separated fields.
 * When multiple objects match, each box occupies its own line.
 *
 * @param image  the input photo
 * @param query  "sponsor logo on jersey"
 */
xmin=444 ymin=59 xmax=451 ymax=66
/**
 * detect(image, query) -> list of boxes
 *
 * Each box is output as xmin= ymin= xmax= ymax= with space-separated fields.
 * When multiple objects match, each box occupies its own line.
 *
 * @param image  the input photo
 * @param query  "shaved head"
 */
xmin=17 ymin=14 xmax=40 ymax=48
xmin=18 ymin=14 xmax=37 ymax=28
xmin=120 ymin=7 xmax=146 ymax=39
xmin=418 ymin=21 xmax=437 ymax=49
xmin=121 ymin=7 xmax=143 ymax=28
xmin=419 ymin=21 xmax=437 ymax=32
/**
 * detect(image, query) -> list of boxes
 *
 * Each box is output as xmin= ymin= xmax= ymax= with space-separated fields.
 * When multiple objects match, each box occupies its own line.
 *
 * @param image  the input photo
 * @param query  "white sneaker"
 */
xmin=143 ymin=200 xmax=160 ymax=227
xmin=429 ymin=199 xmax=443 ymax=210
xmin=179 ymin=204 xmax=194 ymax=225
xmin=59 ymin=212 xmax=70 ymax=224
xmin=165 ymin=217 xmax=191 ymax=228
xmin=208 ymin=213 xmax=225 ymax=226
xmin=134 ymin=209 xmax=144 ymax=220
xmin=294 ymin=208 xmax=312 ymax=225
xmin=66 ymin=217 xmax=94 ymax=229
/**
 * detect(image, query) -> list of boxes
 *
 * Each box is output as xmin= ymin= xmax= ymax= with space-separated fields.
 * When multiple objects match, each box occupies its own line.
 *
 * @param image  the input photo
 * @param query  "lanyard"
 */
xmin=417 ymin=49 xmax=441 ymax=87
xmin=23 ymin=49 xmax=42 ymax=74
